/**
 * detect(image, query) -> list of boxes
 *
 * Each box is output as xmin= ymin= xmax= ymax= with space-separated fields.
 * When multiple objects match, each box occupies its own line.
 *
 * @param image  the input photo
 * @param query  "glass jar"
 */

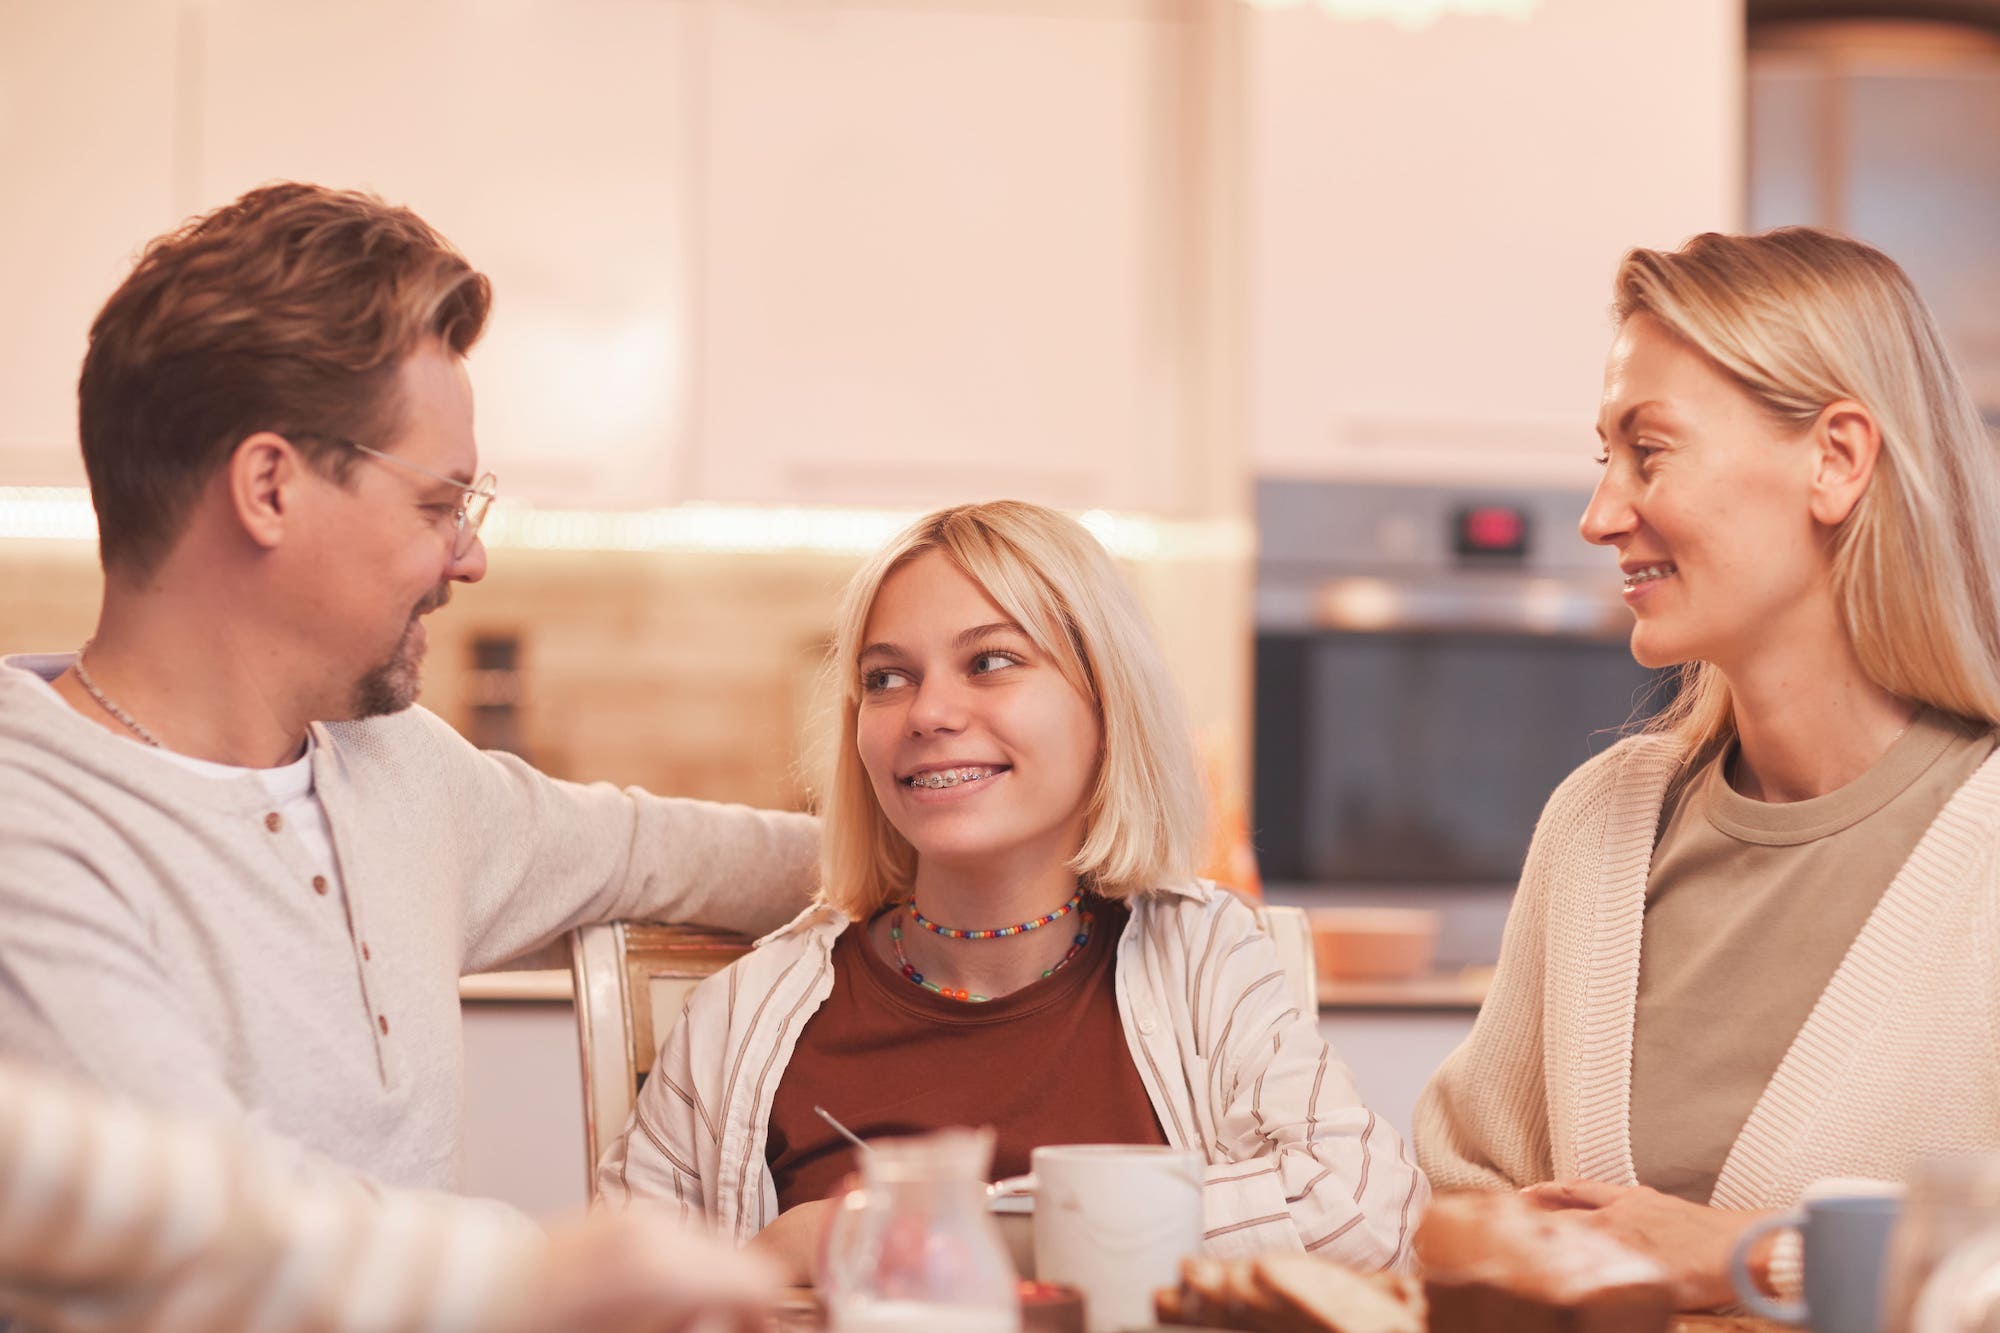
xmin=821 ymin=1127 xmax=1021 ymax=1333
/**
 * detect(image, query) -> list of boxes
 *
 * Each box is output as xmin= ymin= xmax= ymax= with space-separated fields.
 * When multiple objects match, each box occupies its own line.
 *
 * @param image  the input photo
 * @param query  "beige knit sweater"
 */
xmin=1414 ymin=733 xmax=2000 ymax=1209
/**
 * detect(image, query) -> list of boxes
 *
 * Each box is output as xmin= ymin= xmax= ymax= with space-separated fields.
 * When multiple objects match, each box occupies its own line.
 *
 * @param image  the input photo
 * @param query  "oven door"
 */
xmin=1253 ymin=626 xmax=1671 ymax=886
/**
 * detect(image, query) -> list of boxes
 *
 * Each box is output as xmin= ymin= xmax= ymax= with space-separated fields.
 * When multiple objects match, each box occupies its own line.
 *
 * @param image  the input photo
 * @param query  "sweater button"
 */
xmin=378 ymin=1015 xmax=389 ymax=1035
xmin=311 ymin=876 xmax=328 ymax=896
xmin=264 ymin=811 xmax=283 ymax=833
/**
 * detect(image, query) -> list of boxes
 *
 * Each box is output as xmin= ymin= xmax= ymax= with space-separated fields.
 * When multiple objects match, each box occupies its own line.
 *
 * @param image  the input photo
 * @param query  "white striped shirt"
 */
xmin=598 ymin=880 xmax=1428 ymax=1268
xmin=0 ymin=1065 xmax=541 ymax=1333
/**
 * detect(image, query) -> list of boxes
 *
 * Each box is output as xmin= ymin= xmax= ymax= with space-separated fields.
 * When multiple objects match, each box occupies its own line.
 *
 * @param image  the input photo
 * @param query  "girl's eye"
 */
xmin=970 ymin=651 xmax=1019 ymax=675
xmin=862 ymin=668 xmax=912 ymax=693
xmin=1593 ymin=451 xmax=1610 ymax=467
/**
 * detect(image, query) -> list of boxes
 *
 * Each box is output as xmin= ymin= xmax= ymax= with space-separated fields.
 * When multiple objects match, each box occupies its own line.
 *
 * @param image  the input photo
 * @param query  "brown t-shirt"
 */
xmin=765 ymin=896 xmax=1167 ymax=1212
xmin=1629 ymin=707 xmax=1998 ymax=1203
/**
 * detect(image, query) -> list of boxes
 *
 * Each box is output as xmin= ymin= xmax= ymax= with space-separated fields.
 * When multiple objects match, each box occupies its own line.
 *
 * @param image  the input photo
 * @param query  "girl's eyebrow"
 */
xmin=859 ymin=621 xmax=1028 ymax=665
xmin=952 ymin=621 xmax=1025 ymax=648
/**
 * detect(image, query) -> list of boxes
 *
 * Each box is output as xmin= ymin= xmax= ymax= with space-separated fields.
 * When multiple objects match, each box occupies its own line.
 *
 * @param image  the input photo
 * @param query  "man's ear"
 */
xmin=1807 ymin=399 xmax=1883 ymax=528
xmin=227 ymin=432 xmax=305 ymax=551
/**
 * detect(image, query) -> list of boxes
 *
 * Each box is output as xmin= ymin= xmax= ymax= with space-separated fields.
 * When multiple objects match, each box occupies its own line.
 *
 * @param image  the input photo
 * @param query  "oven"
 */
xmin=1252 ymin=480 xmax=1672 ymax=891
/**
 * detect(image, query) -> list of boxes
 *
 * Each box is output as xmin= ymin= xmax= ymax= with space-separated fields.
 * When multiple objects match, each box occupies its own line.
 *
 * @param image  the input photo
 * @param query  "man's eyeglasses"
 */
xmin=346 ymin=443 xmax=499 ymax=560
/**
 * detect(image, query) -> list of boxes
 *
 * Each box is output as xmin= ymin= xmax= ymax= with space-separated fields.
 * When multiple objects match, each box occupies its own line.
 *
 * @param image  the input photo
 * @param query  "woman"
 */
xmin=599 ymin=501 xmax=1424 ymax=1279
xmin=1414 ymin=228 xmax=2000 ymax=1309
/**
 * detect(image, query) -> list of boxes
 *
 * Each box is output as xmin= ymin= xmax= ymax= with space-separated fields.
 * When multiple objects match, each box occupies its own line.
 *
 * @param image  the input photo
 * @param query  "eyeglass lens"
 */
xmin=456 ymin=476 xmax=497 ymax=558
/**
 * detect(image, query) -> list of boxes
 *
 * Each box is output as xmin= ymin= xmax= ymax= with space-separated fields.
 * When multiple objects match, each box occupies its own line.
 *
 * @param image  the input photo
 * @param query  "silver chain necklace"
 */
xmin=72 ymin=641 xmax=162 ymax=748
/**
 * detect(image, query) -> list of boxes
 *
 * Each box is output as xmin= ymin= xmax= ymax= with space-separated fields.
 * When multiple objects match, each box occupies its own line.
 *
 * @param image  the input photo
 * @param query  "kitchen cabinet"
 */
xmin=691 ymin=0 xmax=1216 ymax=516
xmin=190 ymin=0 xmax=702 ymax=509
xmin=0 ymin=0 xmax=179 ymax=486
xmin=2 ymin=0 xmax=1238 ymax=516
xmin=1246 ymin=0 xmax=1744 ymax=487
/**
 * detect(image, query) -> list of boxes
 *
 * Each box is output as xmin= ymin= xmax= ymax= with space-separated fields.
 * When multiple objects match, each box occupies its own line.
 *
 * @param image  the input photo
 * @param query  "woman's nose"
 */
xmin=1579 ymin=470 xmax=1636 ymax=547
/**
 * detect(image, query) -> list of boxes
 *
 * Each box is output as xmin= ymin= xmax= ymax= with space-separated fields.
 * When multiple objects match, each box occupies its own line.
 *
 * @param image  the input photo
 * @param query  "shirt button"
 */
xmin=264 ymin=812 xmax=283 ymax=833
xmin=378 ymin=1015 xmax=390 ymax=1036
xmin=311 ymin=876 xmax=328 ymax=896
xmin=1137 ymin=1011 xmax=1158 ymax=1036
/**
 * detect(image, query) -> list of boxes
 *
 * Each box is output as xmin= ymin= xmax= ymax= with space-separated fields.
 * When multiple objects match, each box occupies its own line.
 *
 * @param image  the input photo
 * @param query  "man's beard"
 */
xmin=352 ymin=584 xmax=451 ymax=719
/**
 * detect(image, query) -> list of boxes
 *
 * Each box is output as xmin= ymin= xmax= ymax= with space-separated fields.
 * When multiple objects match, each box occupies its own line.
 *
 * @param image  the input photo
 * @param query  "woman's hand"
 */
xmin=748 ymin=1197 xmax=843 ymax=1286
xmin=1520 ymin=1179 xmax=1777 ymax=1311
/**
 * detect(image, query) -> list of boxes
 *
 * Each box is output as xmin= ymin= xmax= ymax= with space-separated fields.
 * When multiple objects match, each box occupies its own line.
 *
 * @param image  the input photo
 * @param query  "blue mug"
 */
xmin=1730 ymin=1195 xmax=1903 ymax=1333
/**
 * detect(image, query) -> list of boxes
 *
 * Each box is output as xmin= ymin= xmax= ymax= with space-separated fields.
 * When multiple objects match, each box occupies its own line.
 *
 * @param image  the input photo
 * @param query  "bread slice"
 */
xmin=1254 ymin=1253 xmax=1424 ymax=1333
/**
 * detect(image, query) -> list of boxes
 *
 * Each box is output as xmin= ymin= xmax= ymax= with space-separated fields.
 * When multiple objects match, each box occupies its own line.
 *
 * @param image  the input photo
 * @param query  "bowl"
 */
xmin=1308 ymin=907 xmax=1441 ymax=982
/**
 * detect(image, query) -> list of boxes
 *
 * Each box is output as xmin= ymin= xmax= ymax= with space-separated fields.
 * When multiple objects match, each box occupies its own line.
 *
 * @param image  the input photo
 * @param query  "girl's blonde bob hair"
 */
xmin=1617 ymin=227 xmax=2000 ymax=768
xmin=818 ymin=500 xmax=1207 ymax=919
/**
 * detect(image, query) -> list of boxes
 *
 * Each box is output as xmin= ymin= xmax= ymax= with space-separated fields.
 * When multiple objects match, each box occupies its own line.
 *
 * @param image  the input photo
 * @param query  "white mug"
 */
xmin=1031 ymin=1145 xmax=1204 ymax=1333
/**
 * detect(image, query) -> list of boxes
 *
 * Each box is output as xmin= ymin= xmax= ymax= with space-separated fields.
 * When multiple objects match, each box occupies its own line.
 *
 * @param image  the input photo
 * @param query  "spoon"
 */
xmin=813 ymin=1105 xmax=873 ymax=1156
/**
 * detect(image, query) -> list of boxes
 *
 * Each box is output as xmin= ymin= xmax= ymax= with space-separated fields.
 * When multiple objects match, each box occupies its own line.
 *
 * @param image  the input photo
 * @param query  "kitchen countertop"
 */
xmin=1316 ymin=967 xmax=1490 ymax=1011
xmin=460 ymin=969 xmax=572 ymax=1002
xmin=463 ymin=967 xmax=1493 ymax=1012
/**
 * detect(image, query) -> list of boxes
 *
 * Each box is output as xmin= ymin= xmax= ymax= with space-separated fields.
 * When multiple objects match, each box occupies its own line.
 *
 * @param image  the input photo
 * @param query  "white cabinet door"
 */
xmin=1247 ymin=0 xmax=1743 ymax=487
xmin=192 ymin=0 xmax=701 ymax=508
xmin=0 ymin=0 xmax=179 ymax=487
xmin=691 ymin=0 xmax=1197 ymax=514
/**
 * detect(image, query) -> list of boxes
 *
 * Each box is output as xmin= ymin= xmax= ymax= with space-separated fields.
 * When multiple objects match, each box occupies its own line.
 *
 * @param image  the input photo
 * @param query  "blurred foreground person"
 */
xmin=0 ymin=1063 xmax=778 ymax=1333
xmin=0 ymin=183 xmax=815 ymax=1197
xmin=600 ymin=501 xmax=1425 ymax=1280
xmin=1415 ymin=228 xmax=2000 ymax=1309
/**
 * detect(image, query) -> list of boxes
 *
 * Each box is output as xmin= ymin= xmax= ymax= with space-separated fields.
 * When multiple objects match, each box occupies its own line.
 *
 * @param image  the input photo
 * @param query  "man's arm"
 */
xmin=396 ymin=712 xmax=816 ymax=971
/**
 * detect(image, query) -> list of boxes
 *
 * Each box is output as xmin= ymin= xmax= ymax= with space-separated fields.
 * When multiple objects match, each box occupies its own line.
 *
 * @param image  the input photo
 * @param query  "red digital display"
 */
xmin=1454 ymin=505 xmax=1531 ymax=558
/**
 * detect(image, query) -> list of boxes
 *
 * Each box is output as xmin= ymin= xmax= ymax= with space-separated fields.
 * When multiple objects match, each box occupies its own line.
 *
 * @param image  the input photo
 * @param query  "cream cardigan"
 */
xmin=1414 ymin=733 xmax=2000 ymax=1209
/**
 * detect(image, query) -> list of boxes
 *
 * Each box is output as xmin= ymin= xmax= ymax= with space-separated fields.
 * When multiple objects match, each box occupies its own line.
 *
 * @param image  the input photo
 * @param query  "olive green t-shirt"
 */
xmin=1628 ymin=708 xmax=1998 ymax=1203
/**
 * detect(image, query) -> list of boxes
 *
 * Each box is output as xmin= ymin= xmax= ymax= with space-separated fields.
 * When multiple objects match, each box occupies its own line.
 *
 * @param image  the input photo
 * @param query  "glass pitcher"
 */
xmin=820 ymin=1127 xmax=1021 ymax=1333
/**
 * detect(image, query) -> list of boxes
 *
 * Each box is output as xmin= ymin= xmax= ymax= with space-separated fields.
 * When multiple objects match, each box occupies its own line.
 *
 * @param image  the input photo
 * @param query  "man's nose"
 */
xmin=449 ymin=534 xmax=488 ymax=584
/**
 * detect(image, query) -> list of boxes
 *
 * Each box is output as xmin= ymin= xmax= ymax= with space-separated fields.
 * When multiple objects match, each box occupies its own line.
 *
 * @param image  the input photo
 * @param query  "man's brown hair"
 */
xmin=78 ymin=182 xmax=493 ymax=573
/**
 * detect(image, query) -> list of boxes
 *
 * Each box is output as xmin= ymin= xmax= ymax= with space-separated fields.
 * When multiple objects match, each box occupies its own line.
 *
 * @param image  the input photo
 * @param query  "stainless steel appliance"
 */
xmin=1254 ymin=479 xmax=1670 ymax=890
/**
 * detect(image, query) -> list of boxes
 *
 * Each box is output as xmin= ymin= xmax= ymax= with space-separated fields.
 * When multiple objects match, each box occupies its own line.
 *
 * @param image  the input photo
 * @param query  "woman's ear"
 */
xmin=1808 ymin=399 xmax=1883 ymax=527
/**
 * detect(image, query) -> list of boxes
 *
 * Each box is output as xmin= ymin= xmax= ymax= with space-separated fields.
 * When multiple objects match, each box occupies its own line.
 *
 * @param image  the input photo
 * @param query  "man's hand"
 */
xmin=747 ymin=1197 xmax=844 ymax=1287
xmin=1520 ymin=1179 xmax=1777 ymax=1311
xmin=525 ymin=1205 xmax=783 ymax=1333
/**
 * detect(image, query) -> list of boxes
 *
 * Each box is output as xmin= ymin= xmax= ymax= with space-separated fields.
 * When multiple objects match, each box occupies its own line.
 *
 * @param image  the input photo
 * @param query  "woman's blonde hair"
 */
xmin=818 ymin=501 xmax=1206 ymax=919
xmin=1615 ymin=227 xmax=2000 ymax=769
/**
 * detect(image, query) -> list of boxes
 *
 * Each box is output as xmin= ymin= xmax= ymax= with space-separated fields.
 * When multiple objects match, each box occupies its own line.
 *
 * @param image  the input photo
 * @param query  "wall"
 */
xmin=0 ymin=530 xmax=1249 ymax=815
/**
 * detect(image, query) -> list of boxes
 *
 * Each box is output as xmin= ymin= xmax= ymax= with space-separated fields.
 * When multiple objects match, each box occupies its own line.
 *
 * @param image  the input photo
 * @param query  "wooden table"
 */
xmin=769 ymin=1298 xmax=1782 ymax=1331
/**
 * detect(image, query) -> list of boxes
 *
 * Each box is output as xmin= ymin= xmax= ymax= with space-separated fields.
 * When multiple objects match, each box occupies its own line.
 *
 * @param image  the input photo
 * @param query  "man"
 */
xmin=0 ymin=1062 xmax=778 ymax=1333
xmin=0 ymin=183 xmax=817 ymax=1196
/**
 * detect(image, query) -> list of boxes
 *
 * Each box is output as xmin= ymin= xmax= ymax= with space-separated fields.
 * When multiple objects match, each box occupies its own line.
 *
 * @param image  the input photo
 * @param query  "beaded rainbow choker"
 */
xmin=889 ymin=906 xmax=1093 ymax=1004
xmin=909 ymin=889 xmax=1081 ymax=940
